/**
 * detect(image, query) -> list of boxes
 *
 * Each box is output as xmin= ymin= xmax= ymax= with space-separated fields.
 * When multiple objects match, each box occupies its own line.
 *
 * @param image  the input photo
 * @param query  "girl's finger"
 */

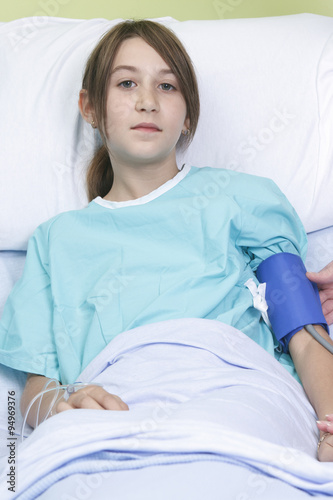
xmin=52 ymin=386 xmax=129 ymax=414
xmin=77 ymin=386 xmax=129 ymax=411
xmin=68 ymin=390 xmax=106 ymax=410
xmin=55 ymin=399 xmax=74 ymax=413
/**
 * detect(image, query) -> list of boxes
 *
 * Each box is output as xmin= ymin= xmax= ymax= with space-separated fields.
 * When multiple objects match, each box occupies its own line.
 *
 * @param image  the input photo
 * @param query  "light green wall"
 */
xmin=2 ymin=0 xmax=333 ymax=22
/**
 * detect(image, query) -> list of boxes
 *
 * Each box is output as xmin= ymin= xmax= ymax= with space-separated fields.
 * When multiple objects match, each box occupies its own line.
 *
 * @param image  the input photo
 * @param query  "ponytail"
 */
xmin=86 ymin=145 xmax=113 ymax=201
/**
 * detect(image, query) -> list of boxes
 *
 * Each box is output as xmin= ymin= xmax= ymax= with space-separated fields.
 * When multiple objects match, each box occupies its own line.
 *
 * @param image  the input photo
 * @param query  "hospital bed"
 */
xmin=1 ymin=13 xmax=333 ymax=499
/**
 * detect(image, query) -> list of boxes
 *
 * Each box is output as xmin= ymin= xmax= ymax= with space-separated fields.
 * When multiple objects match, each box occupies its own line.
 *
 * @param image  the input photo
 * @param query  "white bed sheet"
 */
xmin=35 ymin=462 xmax=330 ymax=500
xmin=1 ymin=318 xmax=332 ymax=500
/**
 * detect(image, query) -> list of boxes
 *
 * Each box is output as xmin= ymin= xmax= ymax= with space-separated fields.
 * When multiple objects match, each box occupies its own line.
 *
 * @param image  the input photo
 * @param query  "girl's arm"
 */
xmin=21 ymin=374 xmax=129 ymax=428
xmin=289 ymin=326 xmax=333 ymax=461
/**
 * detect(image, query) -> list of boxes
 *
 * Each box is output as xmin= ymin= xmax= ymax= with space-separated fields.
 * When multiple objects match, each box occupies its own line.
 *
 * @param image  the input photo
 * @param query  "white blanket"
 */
xmin=1 ymin=318 xmax=333 ymax=499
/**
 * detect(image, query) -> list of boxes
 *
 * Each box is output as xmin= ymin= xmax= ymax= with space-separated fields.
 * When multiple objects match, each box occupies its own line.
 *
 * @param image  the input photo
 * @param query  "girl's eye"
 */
xmin=119 ymin=80 xmax=135 ymax=89
xmin=160 ymin=83 xmax=175 ymax=91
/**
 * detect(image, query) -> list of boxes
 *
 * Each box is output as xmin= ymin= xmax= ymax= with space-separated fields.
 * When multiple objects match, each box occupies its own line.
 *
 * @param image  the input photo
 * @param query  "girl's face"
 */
xmin=104 ymin=37 xmax=190 ymax=168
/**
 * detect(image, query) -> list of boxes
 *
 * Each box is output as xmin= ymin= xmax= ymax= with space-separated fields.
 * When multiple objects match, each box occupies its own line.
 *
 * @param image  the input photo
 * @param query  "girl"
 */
xmin=0 ymin=19 xmax=333 ymax=461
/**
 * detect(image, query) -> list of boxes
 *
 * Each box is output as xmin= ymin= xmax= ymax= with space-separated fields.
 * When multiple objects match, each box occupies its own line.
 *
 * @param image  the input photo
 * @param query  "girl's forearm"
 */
xmin=289 ymin=326 xmax=333 ymax=421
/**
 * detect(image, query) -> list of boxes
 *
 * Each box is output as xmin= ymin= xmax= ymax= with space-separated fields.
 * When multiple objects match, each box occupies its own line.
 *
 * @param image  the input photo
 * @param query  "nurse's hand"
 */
xmin=307 ymin=261 xmax=333 ymax=325
xmin=317 ymin=414 xmax=333 ymax=462
xmin=55 ymin=385 xmax=129 ymax=413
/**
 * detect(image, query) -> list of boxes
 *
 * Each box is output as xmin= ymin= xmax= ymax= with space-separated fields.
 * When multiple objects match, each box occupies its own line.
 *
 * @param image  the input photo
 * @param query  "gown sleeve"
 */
xmin=232 ymin=174 xmax=308 ymax=269
xmin=231 ymin=173 xmax=309 ymax=353
xmin=0 ymin=221 xmax=60 ymax=380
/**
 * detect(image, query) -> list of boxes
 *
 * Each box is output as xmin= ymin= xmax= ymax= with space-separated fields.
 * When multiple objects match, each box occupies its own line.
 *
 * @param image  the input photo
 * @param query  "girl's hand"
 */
xmin=55 ymin=385 xmax=129 ymax=414
xmin=317 ymin=414 xmax=333 ymax=461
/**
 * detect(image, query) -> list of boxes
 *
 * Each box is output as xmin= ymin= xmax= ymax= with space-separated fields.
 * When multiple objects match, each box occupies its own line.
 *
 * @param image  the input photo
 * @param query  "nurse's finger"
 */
xmin=319 ymin=289 xmax=333 ymax=302
xmin=307 ymin=261 xmax=333 ymax=284
xmin=317 ymin=420 xmax=333 ymax=434
xmin=320 ymin=298 xmax=333 ymax=325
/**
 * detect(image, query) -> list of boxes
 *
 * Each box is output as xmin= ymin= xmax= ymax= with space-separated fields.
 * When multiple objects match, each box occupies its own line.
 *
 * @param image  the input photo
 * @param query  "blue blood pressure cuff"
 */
xmin=256 ymin=252 xmax=329 ymax=352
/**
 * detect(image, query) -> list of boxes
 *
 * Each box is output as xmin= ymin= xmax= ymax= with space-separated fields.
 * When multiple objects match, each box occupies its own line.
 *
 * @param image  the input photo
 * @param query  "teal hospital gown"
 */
xmin=0 ymin=166 xmax=307 ymax=384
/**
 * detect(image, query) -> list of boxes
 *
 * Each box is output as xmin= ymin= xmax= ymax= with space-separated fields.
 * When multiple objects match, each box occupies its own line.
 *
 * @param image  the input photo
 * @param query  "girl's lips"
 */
xmin=132 ymin=123 xmax=161 ymax=132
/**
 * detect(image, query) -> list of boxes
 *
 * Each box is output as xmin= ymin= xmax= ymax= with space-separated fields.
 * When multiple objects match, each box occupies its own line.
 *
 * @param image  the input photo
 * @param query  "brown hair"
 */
xmin=82 ymin=19 xmax=200 ymax=201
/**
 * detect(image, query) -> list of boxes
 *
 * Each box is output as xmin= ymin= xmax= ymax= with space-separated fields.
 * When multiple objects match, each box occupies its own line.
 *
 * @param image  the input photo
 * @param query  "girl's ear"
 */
xmin=183 ymin=116 xmax=190 ymax=133
xmin=78 ymin=89 xmax=97 ymax=127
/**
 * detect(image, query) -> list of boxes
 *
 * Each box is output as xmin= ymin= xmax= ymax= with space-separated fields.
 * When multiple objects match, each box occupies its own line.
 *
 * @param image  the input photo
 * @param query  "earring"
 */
xmin=91 ymin=120 xmax=97 ymax=129
xmin=182 ymin=129 xmax=190 ymax=136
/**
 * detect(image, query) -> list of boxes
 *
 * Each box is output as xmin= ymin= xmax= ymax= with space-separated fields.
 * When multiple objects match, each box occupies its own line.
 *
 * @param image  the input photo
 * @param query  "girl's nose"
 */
xmin=135 ymin=87 xmax=159 ymax=113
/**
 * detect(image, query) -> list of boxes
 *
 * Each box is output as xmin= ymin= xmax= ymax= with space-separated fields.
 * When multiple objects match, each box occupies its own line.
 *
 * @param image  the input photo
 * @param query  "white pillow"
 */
xmin=1 ymin=14 xmax=333 ymax=250
xmin=172 ymin=14 xmax=333 ymax=234
xmin=0 ymin=251 xmax=26 ymax=319
xmin=0 ymin=17 xmax=118 ymax=250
